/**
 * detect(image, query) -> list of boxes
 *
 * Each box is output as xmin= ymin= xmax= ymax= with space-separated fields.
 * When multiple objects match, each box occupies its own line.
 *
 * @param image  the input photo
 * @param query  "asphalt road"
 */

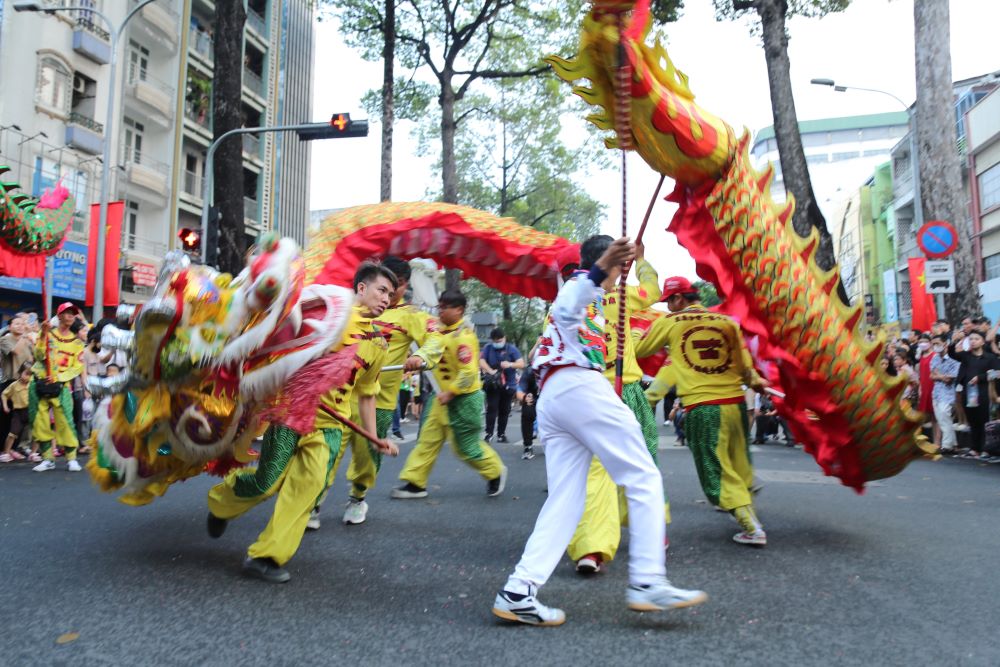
xmin=1 ymin=417 xmax=998 ymax=666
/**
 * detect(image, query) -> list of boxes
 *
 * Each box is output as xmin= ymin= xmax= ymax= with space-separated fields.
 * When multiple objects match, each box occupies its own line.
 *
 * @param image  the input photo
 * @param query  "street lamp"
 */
xmin=811 ymin=77 xmax=935 ymax=318
xmin=810 ymin=77 xmax=923 ymax=231
xmin=15 ymin=0 xmax=161 ymax=319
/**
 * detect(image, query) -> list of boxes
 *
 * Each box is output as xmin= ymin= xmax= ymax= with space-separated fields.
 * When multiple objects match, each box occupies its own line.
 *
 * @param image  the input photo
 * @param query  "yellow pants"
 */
xmin=34 ymin=396 xmax=78 ymax=459
xmin=566 ymin=458 xmax=672 ymax=563
xmin=686 ymin=402 xmax=755 ymax=511
xmin=208 ymin=426 xmax=343 ymax=566
xmin=343 ymin=407 xmax=393 ymax=499
xmin=398 ymin=397 xmax=503 ymax=489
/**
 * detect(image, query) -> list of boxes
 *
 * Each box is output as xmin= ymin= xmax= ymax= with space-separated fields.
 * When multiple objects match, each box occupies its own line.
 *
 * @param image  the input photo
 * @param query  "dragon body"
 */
xmin=91 ymin=206 xmax=576 ymax=505
xmin=0 ymin=165 xmax=75 ymax=278
xmin=549 ymin=1 xmax=930 ymax=489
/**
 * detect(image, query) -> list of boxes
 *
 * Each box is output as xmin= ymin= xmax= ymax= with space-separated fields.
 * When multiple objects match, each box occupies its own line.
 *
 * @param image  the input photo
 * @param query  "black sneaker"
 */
xmin=242 ymin=557 xmax=291 ymax=583
xmin=207 ymin=513 xmax=228 ymax=538
xmin=521 ymin=448 xmax=535 ymax=460
xmin=390 ymin=482 xmax=428 ymax=499
xmin=498 ymin=434 xmax=509 ymax=443
xmin=487 ymin=465 xmax=508 ymax=497
xmin=484 ymin=434 xmax=493 ymax=443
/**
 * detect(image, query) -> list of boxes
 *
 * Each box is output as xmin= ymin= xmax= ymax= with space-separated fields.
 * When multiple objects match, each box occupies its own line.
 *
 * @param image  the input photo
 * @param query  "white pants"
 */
xmin=506 ymin=366 xmax=666 ymax=591
xmin=933 ymin=400 xmax=956 ymax=450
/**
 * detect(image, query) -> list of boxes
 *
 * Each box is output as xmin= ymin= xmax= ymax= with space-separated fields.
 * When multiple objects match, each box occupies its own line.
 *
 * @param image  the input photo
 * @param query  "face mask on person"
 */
xmin=492 ymin=341 xmax=505 ymax=349
xmin=918 ymin=341 xmax=931 ymax=351
xmin=932 ymin=344 xmax=945 ymax=354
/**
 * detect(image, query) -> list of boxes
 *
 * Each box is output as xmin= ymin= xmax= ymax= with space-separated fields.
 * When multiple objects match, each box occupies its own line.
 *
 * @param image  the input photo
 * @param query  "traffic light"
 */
xmin=297 ymin=113 xmax=369 ymax=141
xmin=204 ymin=207 xmax=220 ymax=268
xmin=178 ymin=227 xmax=201 ymax=254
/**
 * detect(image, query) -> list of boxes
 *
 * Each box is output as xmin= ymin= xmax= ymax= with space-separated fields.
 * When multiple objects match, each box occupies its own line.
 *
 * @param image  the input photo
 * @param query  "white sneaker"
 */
xmin=33 ymin=460 xmax=55 ymax=472
xmin=733 ymin=530 xmax=767 ymax=546
xmin=626 ymin=577 xmax=708 ymax=612
xmin=305 ymin=508 xmax=321 ymax=531
xmin=575 ymin=554 xmax=603 ymax=574
xmin=342 ymin=499 xmax=368 ymax=525
xmin=492 ymin=589 xmax=566 ymax=626
xmin=67 ymin=460 xmax=82 ymax=472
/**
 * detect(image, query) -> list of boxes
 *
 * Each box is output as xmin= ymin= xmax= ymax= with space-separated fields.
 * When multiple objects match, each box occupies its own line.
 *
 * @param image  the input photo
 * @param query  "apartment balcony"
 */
xmin=242 ymin=68 xmax=265 ymax=101
xmin=246 ymin=6 xmax=268 ymax=42
xmin=124 ymin=233 xmax=168 ymax=259
xmin=188 ymin=27 xmax=213 ymax=70
xmin=182 ymin=169 xmax=202 ymax=201
xmin=123 ymin=151 xmax=171 ymax=205
xmin=125 ymin=66 xmax=175 ymax=128
xmin=130 ymin=0 xmax=179 ymax=53
xmin=244 ymin=196 xmax=260 ymax=225
xmin=242 ymin=133 xmax=261 ymax=160
xmin=65 ymin=112 xmax=104 ymax=155
xmin=73 ymin=17 xmax=111 ymax=64
xmin=183 ymin=102 xmax=212 ymax=145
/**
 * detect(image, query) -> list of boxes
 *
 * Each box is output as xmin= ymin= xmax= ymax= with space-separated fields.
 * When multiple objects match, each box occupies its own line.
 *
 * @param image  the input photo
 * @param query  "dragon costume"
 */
xmin=546 ymin=0 xmax=932 ymax=490
xmin=0 ymin=166 xmax=75 ymax=278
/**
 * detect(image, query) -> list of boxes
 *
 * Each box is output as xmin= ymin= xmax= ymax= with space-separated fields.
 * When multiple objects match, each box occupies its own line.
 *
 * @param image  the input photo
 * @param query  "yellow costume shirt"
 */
xmin=373 ymin=303 xmax=443 ymax=410
xmin=34 ymin=329 xmax=85 ymax=383
xmin=3 ymin=380 xmax=30 ymax=409
xmin=315 ymin=306 xmax=387 ymax=430
xmin=434 ymin=319 xmax=482 ymax=395
xmin=645 ymin=358 xmax=678 ymax=405
xmin=633 ymin=304 xmax=761 ymax=408
xmin=600 ymin=258 xmax=660 ymax=385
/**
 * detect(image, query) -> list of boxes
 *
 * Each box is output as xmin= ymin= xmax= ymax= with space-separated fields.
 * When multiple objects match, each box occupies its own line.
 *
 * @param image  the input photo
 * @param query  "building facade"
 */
xmin=830 ymin=162 xmax=895 ymax=323
xmin=750 ymin=112 xmax=910 ymax=225
xmin=889 ymin=72 xmax=998 ymax=325
xmin=967 ymin=86 xmax=1000 ymax=322
xmin=0 ymin=0 xmax=315 ymax=311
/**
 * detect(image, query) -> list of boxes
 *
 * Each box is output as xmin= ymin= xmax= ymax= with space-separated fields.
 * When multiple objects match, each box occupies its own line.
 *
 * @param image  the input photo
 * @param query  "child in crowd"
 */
xmin=0 ymin=362 xmax=33 ymax=462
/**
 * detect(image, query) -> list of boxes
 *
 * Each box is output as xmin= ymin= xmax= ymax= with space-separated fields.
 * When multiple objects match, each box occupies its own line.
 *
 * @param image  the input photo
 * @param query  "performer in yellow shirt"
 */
xmin=392 ymin=288 xmax=507 ymax=499
xmin=30 ymin=302 xmax=86 ymax=472
xmin=634 ymin=276 xmax=769 ymax=547
xmin=568 ymin=236 xmax=665 ymax=575
xmin=310 ymin=256 xmax=444 ymax=528
xmin=206 ymin=262 xmax=399 ymax=583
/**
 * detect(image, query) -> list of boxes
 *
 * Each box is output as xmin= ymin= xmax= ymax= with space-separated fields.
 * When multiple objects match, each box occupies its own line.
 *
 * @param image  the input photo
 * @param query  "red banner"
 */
xmin=907 ymin=257 xmax=938 ymax=332
xmin=85 ymin=202 xmax=124 ymax=309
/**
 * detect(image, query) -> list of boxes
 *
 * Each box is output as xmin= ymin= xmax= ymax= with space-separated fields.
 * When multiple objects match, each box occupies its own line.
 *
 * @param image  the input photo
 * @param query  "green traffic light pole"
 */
xmin=199 ymin=121 xmax=359 ymax=266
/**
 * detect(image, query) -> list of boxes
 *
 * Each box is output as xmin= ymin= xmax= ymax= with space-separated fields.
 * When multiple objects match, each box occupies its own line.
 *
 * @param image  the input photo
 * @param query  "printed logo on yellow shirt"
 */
xmin=457 ymin=344 xmax=473 ymax=364
xmin=680 ymin=325 xmax=731 ymax=375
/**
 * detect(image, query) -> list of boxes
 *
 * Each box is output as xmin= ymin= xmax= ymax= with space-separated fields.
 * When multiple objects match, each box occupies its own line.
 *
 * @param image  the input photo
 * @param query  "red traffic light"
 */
xmin=330 ymin=113 xmax=350 ymax=131
xmin=178 ymin=227 xmax=201 ymax=252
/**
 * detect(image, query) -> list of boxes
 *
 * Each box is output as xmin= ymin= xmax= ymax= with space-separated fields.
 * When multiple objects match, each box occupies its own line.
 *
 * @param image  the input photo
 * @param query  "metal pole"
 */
xmin=92 ymin=0 xmax=160 ymax=321
xmin=200 ymin=122 xmax=341 ymax=263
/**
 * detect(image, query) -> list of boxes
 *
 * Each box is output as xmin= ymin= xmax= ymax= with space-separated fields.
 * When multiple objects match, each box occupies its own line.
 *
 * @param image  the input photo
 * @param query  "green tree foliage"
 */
xmin=651 ymin=0 xmax=685 ymax=24
xmin=448 ymin=75 xmax=605 ymax=350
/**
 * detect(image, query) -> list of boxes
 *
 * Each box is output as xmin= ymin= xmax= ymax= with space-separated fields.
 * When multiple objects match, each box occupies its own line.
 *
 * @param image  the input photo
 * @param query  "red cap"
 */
xmin=660 ymin=276 xmax=695 ymax=301
xmin=56 ymin=302 xmax=79 ymax=316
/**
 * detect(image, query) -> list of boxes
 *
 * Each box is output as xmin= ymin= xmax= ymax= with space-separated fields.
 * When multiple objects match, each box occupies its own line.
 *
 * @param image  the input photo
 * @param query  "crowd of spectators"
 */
xmin=879 ymin=317 xmax=1000 ymax=463
xmin=0 ymin=306 xmax=123 ymax=466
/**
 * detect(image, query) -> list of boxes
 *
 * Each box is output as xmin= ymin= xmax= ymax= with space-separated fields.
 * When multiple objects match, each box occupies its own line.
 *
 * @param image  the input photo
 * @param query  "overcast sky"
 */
xmin=309 ymin=0 xmax=1000 ymax=280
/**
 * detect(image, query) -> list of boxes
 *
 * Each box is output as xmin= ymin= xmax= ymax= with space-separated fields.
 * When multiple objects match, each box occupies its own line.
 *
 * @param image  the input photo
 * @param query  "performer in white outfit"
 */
xmin=492 ymin=236 xmax=708 ymax=626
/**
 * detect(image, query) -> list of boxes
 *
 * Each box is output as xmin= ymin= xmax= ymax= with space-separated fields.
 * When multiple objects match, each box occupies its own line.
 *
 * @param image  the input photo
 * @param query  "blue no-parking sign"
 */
xmin=916 ymin=220 xmax=959 ymax=259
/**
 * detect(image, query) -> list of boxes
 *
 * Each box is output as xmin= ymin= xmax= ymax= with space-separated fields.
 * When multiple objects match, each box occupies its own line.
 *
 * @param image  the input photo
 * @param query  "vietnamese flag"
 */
xmin=908 ymin=257 xmax=937 ymax=332
xmin=85 ymin=202 xmax=124 ymax=308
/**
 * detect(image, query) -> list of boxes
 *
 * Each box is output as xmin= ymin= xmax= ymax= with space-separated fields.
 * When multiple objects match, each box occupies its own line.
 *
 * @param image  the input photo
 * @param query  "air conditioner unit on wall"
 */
xmin=73 ymin=75 xmax=87 ymax=95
